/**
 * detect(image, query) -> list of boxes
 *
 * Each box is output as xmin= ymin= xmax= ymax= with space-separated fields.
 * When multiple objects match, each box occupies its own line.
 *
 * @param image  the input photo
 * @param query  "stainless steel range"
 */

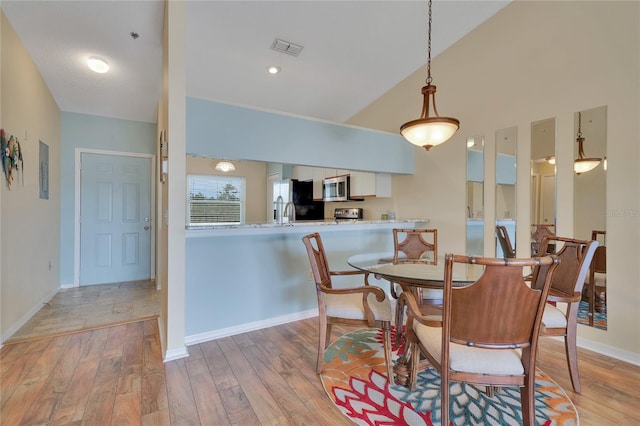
xmin=334 ymin=207 xmax=363 ymax=221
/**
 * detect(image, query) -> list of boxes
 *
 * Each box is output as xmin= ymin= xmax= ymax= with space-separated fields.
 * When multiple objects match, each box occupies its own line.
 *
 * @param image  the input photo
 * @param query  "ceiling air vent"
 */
xmin=271 ymin=38 xmax=304 ymax=57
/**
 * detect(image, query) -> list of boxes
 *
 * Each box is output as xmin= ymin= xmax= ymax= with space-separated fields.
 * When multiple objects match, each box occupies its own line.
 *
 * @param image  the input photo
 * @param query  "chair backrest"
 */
xmin=590 ymin=230 xmax=606 ymax=274
xmin=443 ymin=254 xmax=558 ymax=349
xmin=495 ymin=225 xmax=516 ymax=258
xmin=393 ymin=228 xmax=438 ymax=265
xmin=531 ymin=224 xmax=555 ymax=255
xmin=591 ymin=245 xmax=606 ymax=274
xmin=302 ymin=233 xmax=332 ymax=290
xmin=531 ymin=236 xmax=598 ymax=296
xmin=591 ymin=230 xmax=606 ymax=246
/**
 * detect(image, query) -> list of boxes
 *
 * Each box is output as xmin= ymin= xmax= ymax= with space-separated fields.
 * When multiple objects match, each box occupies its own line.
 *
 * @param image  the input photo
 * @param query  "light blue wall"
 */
xmin=59 ymin=112 xmax=156 ymax=285
xmin=185 ymin=227 xmax=396 ymax=336
xmin=496 ymin=153 xmax=516 ymax=184
xmin=466 ymin=150 xmax=484 ymax=183
xmin=186 ymin=97 xmax=414 ymax=174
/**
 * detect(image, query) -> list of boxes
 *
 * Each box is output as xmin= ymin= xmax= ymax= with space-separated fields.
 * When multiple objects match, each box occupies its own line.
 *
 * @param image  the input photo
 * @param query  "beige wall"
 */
xmin=1 ymin=12 xmax=61 ymax=340
xmin=349 ymin=1 xmax=639 ymax=361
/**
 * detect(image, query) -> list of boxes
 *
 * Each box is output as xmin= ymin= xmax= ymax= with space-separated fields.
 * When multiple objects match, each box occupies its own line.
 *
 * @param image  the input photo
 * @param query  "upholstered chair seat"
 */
xmin=541 ymin=304 xmax=568 ymax=328
xmin=325 ymin=293 xmax=392 ymax=321
xmin=413 ymin=321 xmax=525 ymax=376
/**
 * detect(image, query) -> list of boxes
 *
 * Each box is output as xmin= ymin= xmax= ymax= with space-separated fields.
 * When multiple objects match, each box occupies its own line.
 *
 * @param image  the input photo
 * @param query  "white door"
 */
xmin=540 ymin=173 xmax=556 ymax=225
xmin=80 ymin=153 xmax=152 ymax=285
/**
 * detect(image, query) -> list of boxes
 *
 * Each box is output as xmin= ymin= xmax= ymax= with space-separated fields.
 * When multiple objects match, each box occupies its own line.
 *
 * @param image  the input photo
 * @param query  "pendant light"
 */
xmin=400 ymin=0 xmax=460 ymax=150
xmin=574 ymin=112 xmax=601 ymax=174
xmin=215 ymin=161 xmax=235 ymax=172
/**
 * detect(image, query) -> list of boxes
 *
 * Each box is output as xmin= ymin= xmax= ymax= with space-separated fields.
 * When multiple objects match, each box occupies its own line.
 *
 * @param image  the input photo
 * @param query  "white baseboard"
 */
xmin=1 ymin=286 xmax=60 ymax=343
xmin=577 ymin=336 xmax=640 ymax=366
xmin=163 ymin=346 xmax=189 ymax=362
xmin=60 ymin=282 xmax=76 ymax=289
xmin=185 ymin=308 xmax=319 ymax=346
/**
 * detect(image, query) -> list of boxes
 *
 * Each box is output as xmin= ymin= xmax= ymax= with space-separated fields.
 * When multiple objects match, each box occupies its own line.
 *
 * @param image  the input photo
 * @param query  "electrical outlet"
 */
xmin=308 ymin=269 xmax=314 ymax=281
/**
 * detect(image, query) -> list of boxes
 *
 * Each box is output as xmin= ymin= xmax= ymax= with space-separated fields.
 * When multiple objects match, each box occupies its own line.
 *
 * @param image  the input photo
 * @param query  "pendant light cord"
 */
xmin=426 ymin=0 xmax=433 ymax=85
xmin=577 ymin=112 xmax=582 ymax=138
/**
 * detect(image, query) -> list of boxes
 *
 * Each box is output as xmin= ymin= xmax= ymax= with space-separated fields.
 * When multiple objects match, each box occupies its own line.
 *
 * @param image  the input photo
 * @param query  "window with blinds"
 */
xmin=187 ymin=174 xmax=245 ymax=226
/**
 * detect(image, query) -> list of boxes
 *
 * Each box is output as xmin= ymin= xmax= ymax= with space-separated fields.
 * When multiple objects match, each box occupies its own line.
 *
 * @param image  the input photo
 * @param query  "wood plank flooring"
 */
xmin=2 ymin=316 xmax=639 ymax=425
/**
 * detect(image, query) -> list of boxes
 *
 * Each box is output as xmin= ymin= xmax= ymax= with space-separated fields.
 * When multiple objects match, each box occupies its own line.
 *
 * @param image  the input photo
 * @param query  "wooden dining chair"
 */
xmin=531 ymin=235 xmax=598 ymax=393
xmin=496 ymin=225 xmax=516 ymax=258
xmin=301 ymin=233 xmax=394 ymax=384
xmin=588 ymin=230 xmax=606 ymax=325
xmin=391 ymin=228 xmax=438 ymax=345
xmin=402 ymin=254 xmax=559 ymax=426
xmin=530 ymin=224 xmax=555 ymax=255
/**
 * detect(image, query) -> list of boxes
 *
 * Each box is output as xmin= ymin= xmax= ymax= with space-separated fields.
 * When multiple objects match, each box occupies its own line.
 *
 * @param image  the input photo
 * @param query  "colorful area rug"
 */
xmin=320 ymin=328 xmax=578 ymax=426
xmin=577 ymin=300 xmax=607 ymax=330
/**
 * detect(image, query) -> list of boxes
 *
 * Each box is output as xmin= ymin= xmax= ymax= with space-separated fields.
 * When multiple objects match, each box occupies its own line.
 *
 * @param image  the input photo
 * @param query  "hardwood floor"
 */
xmin=4 ymin=280 xmax=160 ymax=344
xmin=2 ymin=315 xmax=639 ymax=425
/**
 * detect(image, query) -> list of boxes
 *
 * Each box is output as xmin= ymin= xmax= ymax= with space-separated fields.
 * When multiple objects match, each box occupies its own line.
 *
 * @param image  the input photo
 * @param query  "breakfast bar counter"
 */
xmin=186 ymin=218 xmax=429 ymax=237
xmin=184 ymin=219 xmax=429 ymax=344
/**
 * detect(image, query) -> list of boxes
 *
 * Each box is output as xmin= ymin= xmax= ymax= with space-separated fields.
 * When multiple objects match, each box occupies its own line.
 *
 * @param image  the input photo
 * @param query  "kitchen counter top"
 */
xmin=186 ymin=218 xmax=430 ymax=237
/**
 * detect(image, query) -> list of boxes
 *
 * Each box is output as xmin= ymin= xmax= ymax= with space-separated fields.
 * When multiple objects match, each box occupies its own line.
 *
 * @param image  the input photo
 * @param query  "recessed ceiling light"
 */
xmin=266 ymin=65 xmax=281 ymax=75
xmin=88 ymin=56 xmax=109 ymax=74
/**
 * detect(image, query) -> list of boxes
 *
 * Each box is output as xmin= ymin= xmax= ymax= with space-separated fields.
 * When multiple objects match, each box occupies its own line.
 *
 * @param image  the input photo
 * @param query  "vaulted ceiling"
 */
xmin=2 ymin=1 xmax=509 ymax=124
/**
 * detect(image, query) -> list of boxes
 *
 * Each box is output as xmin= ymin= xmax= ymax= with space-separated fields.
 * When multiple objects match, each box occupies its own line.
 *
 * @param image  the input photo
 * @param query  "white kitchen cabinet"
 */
xmin=349 ymin=172 xmax=392 ymax=198
xmin=312 ymin=167 xmax=325 ymax=200
xmin=350 ymin=171 xmax=376 ymax=197
xmin=293 ymin=166 xmax=314 ymax=181
xmin=324 ymin=169 xmax=349 ymax=178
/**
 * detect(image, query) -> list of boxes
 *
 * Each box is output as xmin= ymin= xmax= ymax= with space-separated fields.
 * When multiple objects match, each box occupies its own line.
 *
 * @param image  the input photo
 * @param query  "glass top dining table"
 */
xmin=347 ymin=252 xmax=486 ymax=288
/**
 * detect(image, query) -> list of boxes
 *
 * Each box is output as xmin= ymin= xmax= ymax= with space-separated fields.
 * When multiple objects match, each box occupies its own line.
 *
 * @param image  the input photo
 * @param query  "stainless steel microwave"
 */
xmin=322 ymin=175 xmax=350 ymax=202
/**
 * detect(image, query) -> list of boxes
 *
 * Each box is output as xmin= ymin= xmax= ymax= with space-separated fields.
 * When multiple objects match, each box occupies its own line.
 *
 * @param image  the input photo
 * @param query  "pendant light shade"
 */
xmin=215 ymin=161 xmax=235 ymax=172
xmin=574 ymin=112 xmax=601 ymax=175
xmin=400 ymin=86 xmax=460 ymax=149
xmin=400 ymin=0 xmax=459 ymax=150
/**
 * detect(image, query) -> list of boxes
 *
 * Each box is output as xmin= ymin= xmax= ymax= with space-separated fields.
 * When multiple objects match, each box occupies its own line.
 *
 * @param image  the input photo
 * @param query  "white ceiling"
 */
xmin=2 ymin=1 xmax=509 ymax=125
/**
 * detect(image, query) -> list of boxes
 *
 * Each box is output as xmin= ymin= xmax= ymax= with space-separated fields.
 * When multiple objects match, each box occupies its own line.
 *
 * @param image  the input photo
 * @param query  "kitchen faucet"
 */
xmin=275 ymin=196 xmax=284 ymax=224
xmin=284 ymin=201 xmax=296 ymax=224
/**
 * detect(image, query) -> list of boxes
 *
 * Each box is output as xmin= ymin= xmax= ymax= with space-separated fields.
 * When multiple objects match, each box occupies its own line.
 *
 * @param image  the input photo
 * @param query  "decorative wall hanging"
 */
xmin=39 ymin=141 xmax=49 ymax=199
xmin=160 ymin=129 xmax=167 ymax=184
xmin=1 ymin=128 xmax=24 ymax=189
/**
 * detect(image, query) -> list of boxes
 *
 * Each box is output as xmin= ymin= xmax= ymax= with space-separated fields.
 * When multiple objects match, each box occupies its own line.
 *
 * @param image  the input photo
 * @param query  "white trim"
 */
xmin=1 ymin=286 xmax=59 ymax=343
xmin=577 ymin=336 xmax=640 ymax=367
xmin=164 ymin=346 xmax=189 ymax=362
xmin=74 ymin=148 xmax=156 ymax=286
xmin=184 ymin=308 xmax=318 ymax=346
xmin=60 ymin=283 xmax=75 ymax=289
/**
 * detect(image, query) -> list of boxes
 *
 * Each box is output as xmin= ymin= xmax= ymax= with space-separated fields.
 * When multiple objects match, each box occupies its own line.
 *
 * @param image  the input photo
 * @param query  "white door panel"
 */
xmin=80 ymin=153 xmax=151 ymax=285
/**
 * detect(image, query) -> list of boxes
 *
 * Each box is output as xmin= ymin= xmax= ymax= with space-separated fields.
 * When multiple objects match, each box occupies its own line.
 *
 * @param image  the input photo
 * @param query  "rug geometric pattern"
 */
xmin=320 ymin=328 xmax=578 ymax=426
xmin=577 ymin=300 xmax=607 ymax=330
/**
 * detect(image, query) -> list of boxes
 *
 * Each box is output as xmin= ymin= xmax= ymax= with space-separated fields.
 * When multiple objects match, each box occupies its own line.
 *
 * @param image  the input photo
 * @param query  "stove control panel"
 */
xmin=334 ymin=208 xmax=363 ymax=220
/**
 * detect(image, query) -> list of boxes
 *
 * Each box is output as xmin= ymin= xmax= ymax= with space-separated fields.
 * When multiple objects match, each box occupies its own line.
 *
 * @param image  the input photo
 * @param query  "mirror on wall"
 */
xmin=530 ymin=118 xmax=556 ymax=255
xmin=574 ymin=105 xmax=607 ymax=330
xmin=466 ymin=135 xmax=484 ymax=255
xmin=495 ymin=126 xmax=517 ymax=257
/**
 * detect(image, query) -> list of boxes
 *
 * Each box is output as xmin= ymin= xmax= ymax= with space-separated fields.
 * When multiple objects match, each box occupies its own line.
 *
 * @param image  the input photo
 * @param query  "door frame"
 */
xmin=74 ymin=148 xmax=156 ymax=287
